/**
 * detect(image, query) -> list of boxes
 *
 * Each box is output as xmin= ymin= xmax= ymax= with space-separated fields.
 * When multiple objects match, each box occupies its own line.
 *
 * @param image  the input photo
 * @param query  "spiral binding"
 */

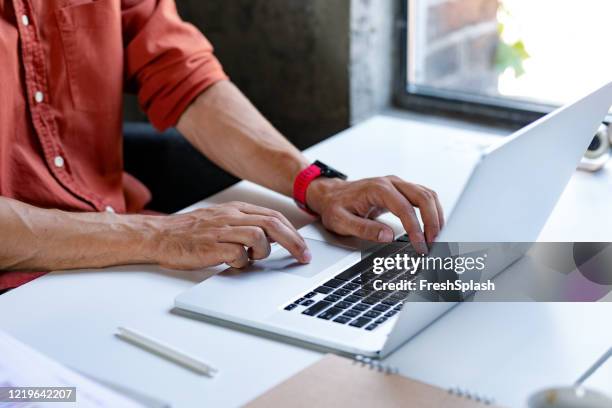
xmin=448 ymin=387 xmax=495 ymax=405
xmin=353 ymin=355 xmax=495 ymax=405
xmin=352 ymin=355 xmax=399 ymax=375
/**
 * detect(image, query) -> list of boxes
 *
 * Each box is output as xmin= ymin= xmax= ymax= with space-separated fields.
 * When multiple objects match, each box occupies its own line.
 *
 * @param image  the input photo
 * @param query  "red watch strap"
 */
xmin=293 ymin=164 xmax=322 ymax=215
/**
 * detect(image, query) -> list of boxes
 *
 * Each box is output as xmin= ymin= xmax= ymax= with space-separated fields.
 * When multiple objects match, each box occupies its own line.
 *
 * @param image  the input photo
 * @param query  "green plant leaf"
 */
xmin=495 ymin=40 xmax=530 ymax=78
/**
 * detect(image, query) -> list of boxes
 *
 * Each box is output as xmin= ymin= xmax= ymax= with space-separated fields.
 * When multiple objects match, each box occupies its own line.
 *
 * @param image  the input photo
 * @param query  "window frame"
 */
xmin=393 ymin=0 xmax=556 ymax=128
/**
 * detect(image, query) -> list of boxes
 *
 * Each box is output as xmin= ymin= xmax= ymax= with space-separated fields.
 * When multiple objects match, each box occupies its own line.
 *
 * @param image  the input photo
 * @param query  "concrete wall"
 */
xmin=123 ymin=0 xmax=398 ymax=149
xmin=350 ymin=0 xmax=398 ymax=124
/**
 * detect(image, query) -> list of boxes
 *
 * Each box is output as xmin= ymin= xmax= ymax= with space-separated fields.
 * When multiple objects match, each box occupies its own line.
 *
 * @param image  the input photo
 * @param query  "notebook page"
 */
xmin=0 ymin=330 xmax=144 ymax=408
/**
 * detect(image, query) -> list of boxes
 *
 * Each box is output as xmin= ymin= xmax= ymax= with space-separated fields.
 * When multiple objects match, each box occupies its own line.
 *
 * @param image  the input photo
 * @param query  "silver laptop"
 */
xmin=175 ymin=81 xmax=612 ymax=357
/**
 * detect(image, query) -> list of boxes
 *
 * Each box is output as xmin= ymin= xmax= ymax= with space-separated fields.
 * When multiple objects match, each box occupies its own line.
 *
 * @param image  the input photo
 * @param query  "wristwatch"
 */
xmin=293 ymin=160 xmax=348 ymax=215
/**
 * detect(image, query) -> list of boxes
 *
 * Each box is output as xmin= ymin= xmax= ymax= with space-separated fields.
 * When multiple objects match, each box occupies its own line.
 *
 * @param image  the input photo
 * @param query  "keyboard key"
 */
xmin=372 ymin=242 xmax=411 ymax=257
xmin=351 ymin=276 xmax=362 ymax=284
xmin=301 ymin=299 xmax=315 ymax=307
xmin=370 ymin=291 xmax=388 ymax=300
xmin=352 ymin=303 xmax=369 ymax=311
xmin=304 ymin=292 xmax=317 ymax=298
xmin=335 ymin=265 xmax=363 ymax=281
xmin=379 ymin=271 xmax=398 ymax=282
xmin=353 ymin=289 xmax=366 ymax=297
xmin=323 ymin=278 xmax=344 ymax=288
xmin=342 ymin=282 xmax=360 ymax=291
xmin=324 ymin=294 xmax=342 ymax=303
xmin=318 ymin=307 xmax=342 ymax=320
xmin=303 ymin=301 xmax=332 ymax=316
xmin=294 ymin=297 xmax=306 ymax=305
xmin=365 ymin=324 xmax=378 ymax=331
xmin=343 ymin=309 xmax=360 ymax=318
xmin=384 ymin=310 xmax=398 ymax=317
xmin=314 ymin=286 xmax=333 ymax=294
xmin=333 ymin=316 xmax=352 ymax=324
xmin=284 ymin=304 xmax=297 ymax=311
xmin=362 ymin=297 xmax=379 ymax=305
xmin=362 ymin=272 xmax=377 ymax=283
xmin=344 ymin=295 xmax=360 ymax=303
xmin=373 ymin=304 xmax=391 ymax=312
xmin=364 ymin=310 xmax=381 ymax=318
xmin=375 ymin=317 xmax=388 ymax=324
xmin=390 ymin=292 xmax=409 ymax=301
xmin=333 ymin=288 xmax=351 ymax=297
xmin=393 ymin=304 xmax=403 ymax=311
xmin=333 ymin=243 xmax=411 ymax=288
xmin=349 ymin=317 xmax=372 ymax=328
xmin=336 ymin=301 xmax=352 ymax=309
xmin=382 ymin=298 xmax=400 ymax=306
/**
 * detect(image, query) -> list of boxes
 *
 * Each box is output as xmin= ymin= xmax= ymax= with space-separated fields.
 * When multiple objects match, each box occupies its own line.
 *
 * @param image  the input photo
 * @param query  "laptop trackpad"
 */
xmin=246 ymin=238 xmax=355 ymax=278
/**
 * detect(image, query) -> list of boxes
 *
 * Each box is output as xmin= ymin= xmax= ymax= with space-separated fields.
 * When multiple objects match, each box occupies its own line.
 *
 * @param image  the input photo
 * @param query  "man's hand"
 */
xmin=306 ymin=176 xmax=444 ymax=254
xmin=178 ymin=82 xmax=443 ymax=255
xmin=152 ymin=202 xmax=311 ymax=270
xmin=0 ymin=197 xmax=309 ymax=273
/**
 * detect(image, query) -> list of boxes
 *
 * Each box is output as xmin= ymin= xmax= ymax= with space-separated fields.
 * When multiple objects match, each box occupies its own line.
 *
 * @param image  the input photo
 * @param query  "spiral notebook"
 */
xmin=245 ymin=354 xmax=503 ymax=408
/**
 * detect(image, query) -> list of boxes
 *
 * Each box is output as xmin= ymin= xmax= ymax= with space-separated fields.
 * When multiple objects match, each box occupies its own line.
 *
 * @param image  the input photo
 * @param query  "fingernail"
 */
xmin=416 ymin=241 xmax=429 ymax=255
xmin=302 ymin=249 xmax=312 ymax=263
xmin=378 ymin=229 xmax=394 ymax=243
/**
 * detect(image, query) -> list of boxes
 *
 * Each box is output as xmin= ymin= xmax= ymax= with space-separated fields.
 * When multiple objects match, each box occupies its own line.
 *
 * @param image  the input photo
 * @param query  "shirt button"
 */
xmin=21 ymin=15 xmax=29 ymax=26
xmin=34 ymin=91 xmax=44 ymax=103
xmin=105 ymin=206 xmax=116 ymax=214
xmin=53 ymin=156 xmax=65 ymax=168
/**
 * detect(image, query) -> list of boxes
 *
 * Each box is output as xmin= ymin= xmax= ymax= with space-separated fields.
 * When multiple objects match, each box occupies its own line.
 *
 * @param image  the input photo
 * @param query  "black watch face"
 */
xmin=314 ymin=160 xmax=347 ymax=180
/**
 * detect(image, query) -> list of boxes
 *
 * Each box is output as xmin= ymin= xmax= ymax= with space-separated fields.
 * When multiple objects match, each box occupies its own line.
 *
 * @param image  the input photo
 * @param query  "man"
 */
xmin=0 ymin=0 xmax=444 ymax=290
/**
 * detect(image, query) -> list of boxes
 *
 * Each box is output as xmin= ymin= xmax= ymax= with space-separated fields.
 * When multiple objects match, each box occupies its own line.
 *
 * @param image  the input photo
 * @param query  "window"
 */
xmin=397 ymin=0 xmax=612 ymax=125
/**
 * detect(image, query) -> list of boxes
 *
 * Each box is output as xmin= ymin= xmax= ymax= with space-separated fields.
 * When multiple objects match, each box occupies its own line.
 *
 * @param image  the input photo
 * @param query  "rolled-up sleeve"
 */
xmin=122 ymin=0 xmax=228 ymax=130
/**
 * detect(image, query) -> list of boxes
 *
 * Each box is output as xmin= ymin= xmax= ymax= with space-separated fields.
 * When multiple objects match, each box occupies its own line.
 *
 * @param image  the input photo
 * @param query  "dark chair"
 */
xmin=123 ymin=122 xmax=239 ymax=214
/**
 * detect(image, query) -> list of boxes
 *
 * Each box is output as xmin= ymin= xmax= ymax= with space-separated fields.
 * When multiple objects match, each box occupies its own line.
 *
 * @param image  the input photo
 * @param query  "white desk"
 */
xmin=1 ymin=111 xmax=611 ymax=407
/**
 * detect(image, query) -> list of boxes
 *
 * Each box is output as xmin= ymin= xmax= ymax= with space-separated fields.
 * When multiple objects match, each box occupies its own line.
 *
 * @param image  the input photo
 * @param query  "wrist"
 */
xmin=113 ymin=214 xmax=161 ymax=265
xmin=33 ymin=211 xmax=160 ymax=270
xmin=305 ymin=177 xmax=347 ymax=215
xmin=294 ymin=161 xmax=348 ymax=215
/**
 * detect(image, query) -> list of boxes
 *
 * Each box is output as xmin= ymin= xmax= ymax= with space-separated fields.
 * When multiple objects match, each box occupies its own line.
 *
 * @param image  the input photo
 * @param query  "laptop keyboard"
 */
xmin=283 ymin=235 xmax=417 ymax=331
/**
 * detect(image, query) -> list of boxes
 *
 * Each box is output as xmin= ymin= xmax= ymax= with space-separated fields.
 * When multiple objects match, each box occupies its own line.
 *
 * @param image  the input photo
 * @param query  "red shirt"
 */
xmin=0 ymin=0 xmax=227 ymax=289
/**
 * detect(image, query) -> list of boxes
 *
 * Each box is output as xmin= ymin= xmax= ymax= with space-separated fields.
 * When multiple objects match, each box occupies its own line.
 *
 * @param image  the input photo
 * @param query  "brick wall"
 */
xmin=416 ymin=0 xmax=500 ymax=95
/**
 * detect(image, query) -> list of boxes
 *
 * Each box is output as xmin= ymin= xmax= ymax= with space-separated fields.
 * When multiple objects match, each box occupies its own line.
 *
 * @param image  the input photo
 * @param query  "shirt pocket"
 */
xmin=55 ymin=0 xmax=123 ymax=112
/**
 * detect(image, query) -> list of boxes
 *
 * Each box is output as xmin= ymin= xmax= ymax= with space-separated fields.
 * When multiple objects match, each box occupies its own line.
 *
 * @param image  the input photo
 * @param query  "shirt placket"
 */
xmin=12 ymin=0 xmax=108 ymax=212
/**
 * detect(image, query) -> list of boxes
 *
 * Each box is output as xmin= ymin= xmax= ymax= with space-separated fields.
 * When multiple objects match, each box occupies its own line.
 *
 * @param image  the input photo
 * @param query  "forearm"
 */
xmin=0 ymin=197 xmax=157 ymax=271
xmin=177 ymin=80 xmax=310 ymax=197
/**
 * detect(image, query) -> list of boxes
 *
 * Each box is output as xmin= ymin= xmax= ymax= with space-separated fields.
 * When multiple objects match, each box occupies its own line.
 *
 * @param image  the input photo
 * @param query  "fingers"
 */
xmin=229 ymin=202 xmax=300 ymax=235
xmin=370 ymin=182 xmax=428 ymax=253
xmin=230 ymin=214 xmax=311 ymax=264
xmin=216 ymin=243 xmax=250 ymax=268
xmin=434 ymin=191 xmax=445 ymax=229
xmin=219 ymin=202 xmax=309 ymax=263
xmin=327 ymin=208 xmax=395 ymax=243
xmin=390 ymin=179 xmax=442 ymax=245
xmin=216 ymin=226 xmax=271 ymax=261
xmin=161 ymin=204 xmax=309 ymax=270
